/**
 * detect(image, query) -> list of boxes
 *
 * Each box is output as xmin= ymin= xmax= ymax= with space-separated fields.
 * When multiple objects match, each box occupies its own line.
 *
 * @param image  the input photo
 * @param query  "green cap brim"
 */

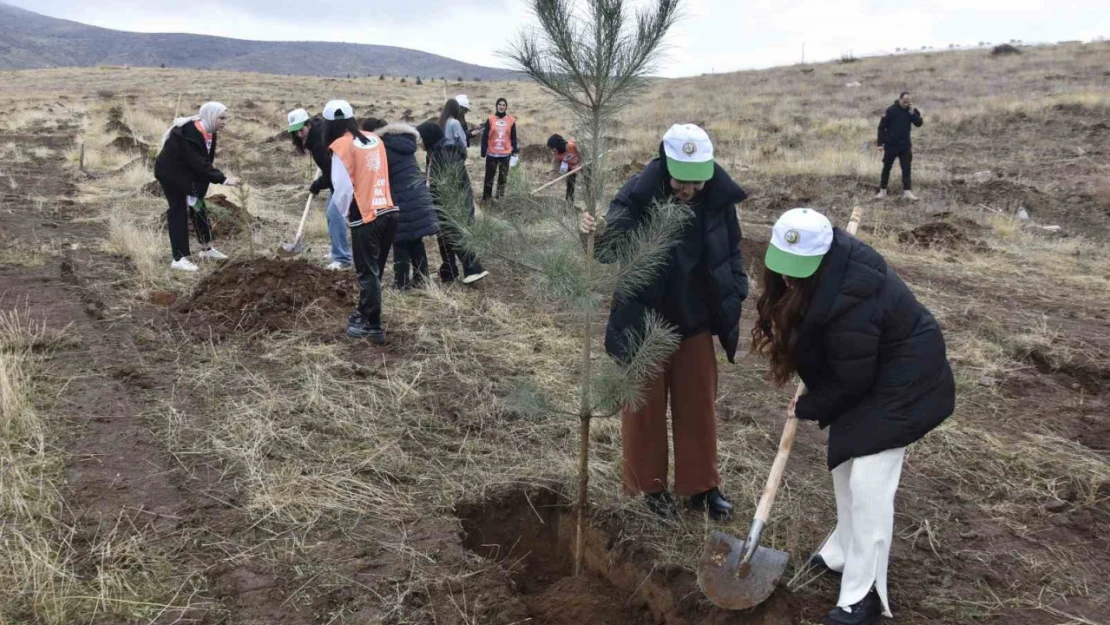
xmin=666 ymin=157 xmax=714 ymax=182
xmin=765 ymin=244 xmax=824 ymax=278
xmin=288 ymin=121 xmax=307 ymax=132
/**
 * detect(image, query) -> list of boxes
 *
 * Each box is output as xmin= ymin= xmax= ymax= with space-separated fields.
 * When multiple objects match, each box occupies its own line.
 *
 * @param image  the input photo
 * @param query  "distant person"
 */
xmin=480 ymin=97 xmax=519 ymax=202
xmin=324 ymin=100 xmax=398 ymax=343
xmin=416 ymin=121 xmax=490 ymax=285
xmin=363 ymin=118 xmax=440 ymax=290
xmin=579 ymin=124 xmax=748 ymax=522
xmin=453 ymin=94 xmax=481 ymax=145
xmin=439 ymin=98 xmax=471 ymax=155
xmin=547 ymin=133 xmax=585 ymax=203
xmin=752 ymin=208 xmax=954 ymax=625
xmin=287 ymin=108 xmax=353 ymax=270
xmin=875 ymin=92 xmax=923 ymax=201
xmin=155 ymin=102 xmax=240 ymax=272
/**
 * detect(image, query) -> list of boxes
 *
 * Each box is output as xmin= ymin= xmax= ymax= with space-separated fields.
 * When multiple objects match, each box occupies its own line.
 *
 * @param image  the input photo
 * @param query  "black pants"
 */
xmin=482 ymin=156 xmax=511 ymax=201
xmin=393 ymin=238 xmax=429 ymax=289
xmin=351 ymin=213 xmax=398 ymax=328
xmin=436 ymin=222 xmax=484 ymax=283
xmin=565 ymin=166 xmax=591 ymax=203
xmin=880 ymin=148 xmax=912 ymax=191
xmin=164 ymin=190 xmax=213 ymax=261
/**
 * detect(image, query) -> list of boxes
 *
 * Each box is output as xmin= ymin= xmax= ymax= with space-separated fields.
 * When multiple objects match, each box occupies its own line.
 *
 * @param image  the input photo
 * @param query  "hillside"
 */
xmin=0 ymin=41 xmax=1107 ymax=625
xmin=0 ymin=2 xmax=517 ymax=79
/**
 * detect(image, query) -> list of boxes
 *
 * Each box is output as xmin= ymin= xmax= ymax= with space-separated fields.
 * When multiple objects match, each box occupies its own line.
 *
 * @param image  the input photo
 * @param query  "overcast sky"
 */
xmin=8 ymin=0 xmax=1108 ymax=76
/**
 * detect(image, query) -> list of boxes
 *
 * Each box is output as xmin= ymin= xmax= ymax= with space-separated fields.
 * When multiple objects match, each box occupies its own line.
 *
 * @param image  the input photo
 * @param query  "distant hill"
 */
xmin=0 ymin=2 xmax=519 ymax=80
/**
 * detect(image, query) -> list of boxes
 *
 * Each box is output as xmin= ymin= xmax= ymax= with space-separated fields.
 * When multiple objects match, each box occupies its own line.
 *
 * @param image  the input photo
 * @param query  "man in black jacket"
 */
xmin=875 ymin=92 xmax=923 ymax=201
xmin=288 ymin=108 xmax=353 ymax=270
xmin=580 ymin=124 xmax=747 ymax=522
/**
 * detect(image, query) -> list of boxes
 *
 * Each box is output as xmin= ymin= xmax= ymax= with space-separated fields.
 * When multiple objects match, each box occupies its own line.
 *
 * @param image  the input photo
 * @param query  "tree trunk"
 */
xmin=574 ymin=230 xmax=596 ymax=577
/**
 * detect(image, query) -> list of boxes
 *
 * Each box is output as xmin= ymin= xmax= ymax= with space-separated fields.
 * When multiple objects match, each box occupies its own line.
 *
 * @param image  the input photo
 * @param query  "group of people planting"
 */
xmin=154 ymin=91 xmax=948 ymax=625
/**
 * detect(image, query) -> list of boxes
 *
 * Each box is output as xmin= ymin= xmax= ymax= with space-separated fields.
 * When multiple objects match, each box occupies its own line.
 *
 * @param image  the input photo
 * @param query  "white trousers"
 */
xmin=817 ymin=447 xmax=906 ymax=617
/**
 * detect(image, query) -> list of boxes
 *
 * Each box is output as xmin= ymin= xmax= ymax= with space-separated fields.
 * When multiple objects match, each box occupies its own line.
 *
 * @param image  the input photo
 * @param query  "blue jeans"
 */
xmin=326 ymin=192 xmax=353 ymax=265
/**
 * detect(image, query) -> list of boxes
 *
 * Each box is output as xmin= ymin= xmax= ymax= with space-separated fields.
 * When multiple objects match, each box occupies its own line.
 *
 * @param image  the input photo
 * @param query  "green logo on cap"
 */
xmin=682 ymin=141 xmax=697 ymax=155
xmin=785 ymin=229 xmax=800 ymax=245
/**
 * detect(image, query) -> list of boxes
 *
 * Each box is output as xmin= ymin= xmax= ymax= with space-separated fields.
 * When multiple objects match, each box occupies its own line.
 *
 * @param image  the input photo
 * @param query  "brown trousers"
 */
xmin=621 ymin=332 xmax=720 ymax=497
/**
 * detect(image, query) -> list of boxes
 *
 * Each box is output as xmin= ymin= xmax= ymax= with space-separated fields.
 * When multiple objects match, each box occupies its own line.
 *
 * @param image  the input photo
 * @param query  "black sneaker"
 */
xmin=689 ymin=487 xmax=734 ymax=521
xmin=643 ymin=491 xmax=678 ymax=520
xmin=824 ymin=587 xmax=882 ymax=625
xmin=807 ymin=554 xmax=842 ymax=577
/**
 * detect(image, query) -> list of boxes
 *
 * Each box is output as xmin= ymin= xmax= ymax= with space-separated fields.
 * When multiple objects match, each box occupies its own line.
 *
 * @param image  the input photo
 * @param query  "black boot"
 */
xmin=643 ymin=491 xmax=678 ymax=520
xmin=807 ymin=554 xmax=842 ymax=577
xmin=689 ymin=487 xmax=733 ymax=521
xmin=824 ymin=587 xmax=882 ymax=625
xmin=346 ymin=315 xmax=385 ymax=344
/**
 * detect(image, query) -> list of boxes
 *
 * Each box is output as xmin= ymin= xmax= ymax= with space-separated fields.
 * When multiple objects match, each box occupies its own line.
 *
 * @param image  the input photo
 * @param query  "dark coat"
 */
xmin=417 ymin=121 xmax=476 ymax=223
xmin=154 ymin=121 xmax=225 ymax=198
xmin=305 ymin=118 xmax=333 ymax=195
xmin=378 ymin=123 xmax=439 ymax=243
xmin=793 ymin=228 xmax=955 ymax=470
xmin=877 ymin=101 xmax=923 ymax=151
xmin=479 ymin=112 xmax=519 ymax=158
xmin=597 ymin=152 xmax=749 ymax=363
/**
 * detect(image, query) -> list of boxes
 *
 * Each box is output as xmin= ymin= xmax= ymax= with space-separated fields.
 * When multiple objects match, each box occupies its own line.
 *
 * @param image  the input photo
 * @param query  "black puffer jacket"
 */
xmin=154 ymin=122 xmax=225 ymax=198
xmin=793 ymin=228 xmax=955 ymax=470
xmin=597 ymin=150 xmax=748 ymax=363
xmin=877 ymin=101 xmax=923 ymax=150
xmin=305 ymin=118 xmax=333 ymax=195
xmin=378 ymin=123 xmax=439 ymax=243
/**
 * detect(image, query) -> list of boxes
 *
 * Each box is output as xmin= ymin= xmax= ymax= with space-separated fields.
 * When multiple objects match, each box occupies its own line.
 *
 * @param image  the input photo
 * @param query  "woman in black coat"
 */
xmin=751 ymin=208 xmax=955 ymax=625
xmin=154 ymin=102 xmax=241 ymax=272
xmin=415 ymin=121 xmax=489 ymax=285
xmin=364 ymin=119 xmax=440 ymax=289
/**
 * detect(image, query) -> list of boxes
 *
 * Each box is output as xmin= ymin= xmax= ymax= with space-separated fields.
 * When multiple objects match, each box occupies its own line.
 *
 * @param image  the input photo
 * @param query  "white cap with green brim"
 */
xmin=323 ymin=100 xmax=354 ymax=121
xmin=287 ymin=108 xmax=310 ymax=132
xmin=662 ymin=123 xmax=714 ymax=182
xmin=765 ymin=208 xmax=834 ymax=278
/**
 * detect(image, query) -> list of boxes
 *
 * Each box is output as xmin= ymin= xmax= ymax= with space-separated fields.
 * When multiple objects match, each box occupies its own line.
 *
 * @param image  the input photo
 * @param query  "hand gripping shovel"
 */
xmin=698 ymin=206 xmax=863 ymax=610
xmin=279 ymin=191 xmax=315 ymax=256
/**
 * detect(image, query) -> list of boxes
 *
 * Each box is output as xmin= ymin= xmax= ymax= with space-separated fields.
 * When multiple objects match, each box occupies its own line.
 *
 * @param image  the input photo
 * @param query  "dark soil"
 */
xmin=521 ymin=143 xmax=552 ymax=163
xmin=202 ymin=194 xmax=253 ymax=237
xmin=897 ymin=221 xmax=973 ymax=248
xmin=177 ymin=257 xmax=356 ymax=336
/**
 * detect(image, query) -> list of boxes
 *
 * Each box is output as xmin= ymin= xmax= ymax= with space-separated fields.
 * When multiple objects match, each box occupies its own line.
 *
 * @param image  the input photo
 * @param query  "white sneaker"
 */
xmin=903 ymin=190 xmax=920 ymax=201
xmin=462 ymin=270 xmax=490 ymax=285
xmin=171 ymin=258 xmax=199 ymax=272
xmin=198 ymin=247 xmax=228 ymax=260
xmin=874 ymin=189 xmax=887 ymax=199
xmin=326 ymin=261 xmax=349 ymax=271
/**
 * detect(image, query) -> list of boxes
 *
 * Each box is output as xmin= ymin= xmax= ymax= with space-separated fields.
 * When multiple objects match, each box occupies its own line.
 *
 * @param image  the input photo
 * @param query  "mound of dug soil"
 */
xmin=179 ymin=258 xmax=356 ymax=335
xmin=203 ymin=194 xmax=252 ymax=237
xmin=898 ymin=221 xmax=975 ymax=249
xmin=109 ymin=135 xmax=150 ymax=153
xmin=520 ymin=144 xmax=551 ymax=163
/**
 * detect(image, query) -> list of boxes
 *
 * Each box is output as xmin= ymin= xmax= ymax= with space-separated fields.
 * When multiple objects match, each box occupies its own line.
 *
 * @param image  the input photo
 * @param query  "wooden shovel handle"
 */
xmin=753 ymin=206 xmax=863 ymax=524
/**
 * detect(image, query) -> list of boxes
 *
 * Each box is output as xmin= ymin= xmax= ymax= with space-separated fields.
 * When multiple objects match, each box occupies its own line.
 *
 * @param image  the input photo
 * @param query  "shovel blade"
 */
xmin=278 ymin=240 xmax=306 ymax=255
xmin=697 ymin=530 xmax=789 ymax=610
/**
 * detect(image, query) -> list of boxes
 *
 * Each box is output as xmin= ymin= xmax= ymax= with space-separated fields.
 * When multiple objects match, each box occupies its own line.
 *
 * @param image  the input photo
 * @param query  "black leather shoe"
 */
xmin=689 ymin=487 xmax=734 ymax=521
xmin=807 ymin=554 xmax=842 ymax=577
xmin=824 ymin=587 xmax=882 ymax=625
xmin=347 ymin=320 xmax=386 ymax=344
xmin=643 ymin=491 xmax=678 ymax=520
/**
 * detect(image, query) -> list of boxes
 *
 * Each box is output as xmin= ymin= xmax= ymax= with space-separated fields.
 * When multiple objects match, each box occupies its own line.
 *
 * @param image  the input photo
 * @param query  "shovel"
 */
xmin=279 ymin=191 xmax=315 ymax=256
xmin=697 ymin=206 xmax=863 ymax=610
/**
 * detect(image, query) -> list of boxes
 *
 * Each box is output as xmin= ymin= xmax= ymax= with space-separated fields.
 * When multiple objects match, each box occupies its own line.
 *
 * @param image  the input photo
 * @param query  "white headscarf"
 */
xmin=160 ymin=102 xmax=227 ymax=149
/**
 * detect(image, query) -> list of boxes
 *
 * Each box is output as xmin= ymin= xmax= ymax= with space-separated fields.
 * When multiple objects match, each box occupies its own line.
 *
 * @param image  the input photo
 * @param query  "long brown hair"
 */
xmin=438 ymin=99 xmax=462 ymax=130
xmin=750 ymin=266 xmax=820 ymax=387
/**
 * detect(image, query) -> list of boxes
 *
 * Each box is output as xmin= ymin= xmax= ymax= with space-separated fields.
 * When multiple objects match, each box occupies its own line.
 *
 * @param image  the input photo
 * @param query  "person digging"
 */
xmin=547 ymin=134 xmax=586 ymax=203
xmin=480 ymin=97 xmax=519 ymax=203
xmin=875 ymin=91 xmax=923 ymax=201
xmin=751 ymin=208 xmax=955 ymax=625
xmin=579 ymin=124 xmax=748 ymax=521
xmin=154 ymin=102 xmax=240 ymax=272
xmin=324 ymin=100 xmax=399 ymax=343
xmin=287 ymin=108 xmax=353 ymax=270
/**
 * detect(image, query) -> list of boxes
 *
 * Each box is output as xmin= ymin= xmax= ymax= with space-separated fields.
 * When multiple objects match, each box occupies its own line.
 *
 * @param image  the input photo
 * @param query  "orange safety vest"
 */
xmin=330 ymin=132 xmax=395 ymax=224
xmin=555 ymin=140 xmax=582 ymax=168
xmin=487 ymin=114 xmax=515 ymax=157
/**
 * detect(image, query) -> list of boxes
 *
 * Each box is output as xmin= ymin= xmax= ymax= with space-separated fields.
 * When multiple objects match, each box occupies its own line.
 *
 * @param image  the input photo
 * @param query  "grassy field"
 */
xmin=0 ymin=40 xmax=1107 ymax=625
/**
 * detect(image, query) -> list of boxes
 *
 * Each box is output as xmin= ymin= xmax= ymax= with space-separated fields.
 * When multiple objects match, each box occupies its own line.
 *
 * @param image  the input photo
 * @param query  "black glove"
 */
xmin=309 ymin=178 xmax=324 ymax=196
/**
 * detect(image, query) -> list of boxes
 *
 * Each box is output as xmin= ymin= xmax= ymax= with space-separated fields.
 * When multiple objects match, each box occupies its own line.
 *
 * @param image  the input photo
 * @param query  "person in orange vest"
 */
xmin=480 ymin=97 xmax=518 ymax=202
xmin=324 ymin=100 xmax=399 ymax=343
xmin=547 ymin=134 xmax=587 ymax=203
